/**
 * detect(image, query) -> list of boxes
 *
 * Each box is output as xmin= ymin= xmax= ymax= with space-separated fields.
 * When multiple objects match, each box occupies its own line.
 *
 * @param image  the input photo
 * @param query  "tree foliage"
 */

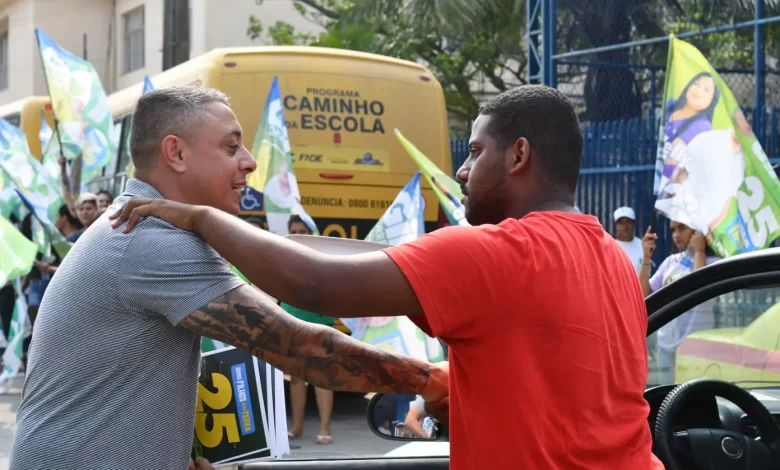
xmin=248 ymin=0 xmax=525 ymax=135
xmin=248 ymin=0 xmax=780 ymax=129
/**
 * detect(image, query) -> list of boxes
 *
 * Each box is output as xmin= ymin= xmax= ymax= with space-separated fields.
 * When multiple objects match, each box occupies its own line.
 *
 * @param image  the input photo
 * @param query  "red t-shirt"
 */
xmin=384 ymin=211 xmax=664 ymax=470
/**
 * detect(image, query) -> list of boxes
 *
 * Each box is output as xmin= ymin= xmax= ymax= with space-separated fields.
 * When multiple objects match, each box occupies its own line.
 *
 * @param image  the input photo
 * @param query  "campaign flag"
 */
xmin=0 ymin=118 xmax=70 ymax=258
xmin=654 ymin=36 xmax=780 ymax=256
xmin=395 ymin=129 xmax=468 ymax=226
xmin=0 ymin=216 xmax=37 ymax=286
xmin=0 ymin=167 xmax=21 ymax=220
xmin=143 ymin=75 xmax=155 ymax=94
xmin=0 ymin=280 xmax=29 ymax=391
xmin=246 ymin=77 xmax=317 ymax=235
xmin=39 ymin=112 xmax=62 ymax=180
xmin=36 ymin=28 xmax=116 ymax=184
xmin=342 ymin=173 xmax=445 ymax=362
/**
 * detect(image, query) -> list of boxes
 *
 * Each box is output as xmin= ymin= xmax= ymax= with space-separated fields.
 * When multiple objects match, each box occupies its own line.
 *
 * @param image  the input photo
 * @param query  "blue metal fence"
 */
xmin=450 ymin=106 xmax=780 ymax=265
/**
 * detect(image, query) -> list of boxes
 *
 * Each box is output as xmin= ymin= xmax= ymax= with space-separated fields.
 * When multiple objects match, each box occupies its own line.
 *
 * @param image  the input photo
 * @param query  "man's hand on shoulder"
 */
xmin=109 ymin=198 xmax=207 ymax=233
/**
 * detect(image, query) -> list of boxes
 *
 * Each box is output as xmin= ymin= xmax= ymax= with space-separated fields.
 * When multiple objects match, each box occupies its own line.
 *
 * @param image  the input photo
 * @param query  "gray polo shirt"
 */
xmin=10 ymin=179 xmax=244 ymax=470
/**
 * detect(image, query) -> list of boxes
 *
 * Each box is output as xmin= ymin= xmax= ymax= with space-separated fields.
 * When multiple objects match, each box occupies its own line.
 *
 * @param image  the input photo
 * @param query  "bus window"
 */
xmin=101 ymin=117 xmax=125 ymax=179
xmin=3 ymin=112 xmax=20 ymax=128
xmin=117 ymin=114 xmax=132 ymax=174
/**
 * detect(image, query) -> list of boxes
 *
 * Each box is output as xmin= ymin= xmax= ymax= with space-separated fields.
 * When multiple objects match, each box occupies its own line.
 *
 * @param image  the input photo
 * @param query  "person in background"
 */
xmin=613 ymin=206 xmax=644 ymax=274
xmin=404 ymin=395 xmax=431 ymax=438
xmin=244 ymin=216 xmax=266 ymax=230
xmin=640 ymin=220 xmax=720 ymax=384
xmin=74 ymin=193 xmax=99 ymax=236
xmin=96 ymin=189 xmax=113 ymax=211
xmin=378 ymin=420 xmax=392 ymax=436
xmin=55 ymin=203 xmax=82 ymax=243
xmin=283 ymin=214 xmax=350 ymax=445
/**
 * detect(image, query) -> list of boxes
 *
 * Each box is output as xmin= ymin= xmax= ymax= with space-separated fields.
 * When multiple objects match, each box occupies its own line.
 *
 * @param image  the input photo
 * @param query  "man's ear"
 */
xmin=160 ymin=135 xmax=187 ymax=174
xmin=508 ymin=137 xmax=531 ymax=176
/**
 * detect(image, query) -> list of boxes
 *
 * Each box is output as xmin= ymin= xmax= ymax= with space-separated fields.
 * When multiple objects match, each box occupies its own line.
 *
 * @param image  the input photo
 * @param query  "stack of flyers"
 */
xmin=192 ymin=346 xmax=290 ymax=466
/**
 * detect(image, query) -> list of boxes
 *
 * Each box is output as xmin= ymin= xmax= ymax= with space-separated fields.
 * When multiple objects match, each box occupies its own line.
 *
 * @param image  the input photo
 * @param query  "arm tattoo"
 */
xmin=181 ymin=285 xmax=431 ymax=393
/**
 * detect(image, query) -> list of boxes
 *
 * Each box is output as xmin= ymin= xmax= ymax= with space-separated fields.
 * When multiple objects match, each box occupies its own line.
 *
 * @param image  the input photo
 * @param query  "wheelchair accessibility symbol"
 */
xmin=240 ymin=186 xmax=264 ymax=211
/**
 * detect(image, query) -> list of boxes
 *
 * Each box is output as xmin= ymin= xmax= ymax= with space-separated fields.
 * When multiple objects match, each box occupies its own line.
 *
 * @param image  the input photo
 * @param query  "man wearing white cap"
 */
xmin=613 ymin=206 xmax=644 ymax=274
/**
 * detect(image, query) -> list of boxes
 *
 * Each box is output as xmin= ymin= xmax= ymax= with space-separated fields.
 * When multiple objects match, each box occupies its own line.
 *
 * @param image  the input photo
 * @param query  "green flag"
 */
xmin=0 ymin=118 xmax=70 ymax=258
xmin=247 ymin=76 xmax=318 ymax=235
xmin=36 ymin=28 xmax=116 ymax=184
xmin=0 ymin=216 xmax=37 ymax=286
xmin=655 ymin=36 xmax=780 ymax=256
xmin=395 ymin=129 xmax=469 ymax=226
xmin=0 ymin=279 xmax=28 ymax=389
xmin=0 ymin=169 xmax=21 ymax=220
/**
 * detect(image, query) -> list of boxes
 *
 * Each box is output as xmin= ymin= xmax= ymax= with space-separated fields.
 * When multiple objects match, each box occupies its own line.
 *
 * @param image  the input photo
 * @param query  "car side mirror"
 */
xmin=365 ymin=393 xmax=447 ymax=442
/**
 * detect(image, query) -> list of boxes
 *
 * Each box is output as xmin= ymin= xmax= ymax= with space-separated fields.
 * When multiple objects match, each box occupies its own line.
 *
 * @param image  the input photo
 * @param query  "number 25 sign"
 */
xmin=193 ymin=347 xmax=269 ymax=464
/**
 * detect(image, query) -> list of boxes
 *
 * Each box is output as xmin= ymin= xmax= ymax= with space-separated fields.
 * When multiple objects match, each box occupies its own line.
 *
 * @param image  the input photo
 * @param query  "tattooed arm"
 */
xmin=180 ymin=283 xmax=448 ymax=399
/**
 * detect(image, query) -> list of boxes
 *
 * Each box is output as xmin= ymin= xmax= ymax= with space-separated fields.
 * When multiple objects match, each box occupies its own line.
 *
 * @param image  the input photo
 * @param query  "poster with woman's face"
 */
xmin=655 ymin=37 xmax=780 ymax=256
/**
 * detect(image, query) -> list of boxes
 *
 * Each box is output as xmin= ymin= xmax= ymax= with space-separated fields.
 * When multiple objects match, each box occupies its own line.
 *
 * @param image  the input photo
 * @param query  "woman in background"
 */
xmin=640 ymin=220 xmax=720 ymax=384
xmin=283 ymin=215 xmax=350 ymax=445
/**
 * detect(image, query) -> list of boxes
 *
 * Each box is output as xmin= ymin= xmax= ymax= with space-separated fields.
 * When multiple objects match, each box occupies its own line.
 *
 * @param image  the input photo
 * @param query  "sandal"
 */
xmin=288 ymin=430 xmax=303 ymax=439
xmin=316 ymin=435 xmax=332 ymax=445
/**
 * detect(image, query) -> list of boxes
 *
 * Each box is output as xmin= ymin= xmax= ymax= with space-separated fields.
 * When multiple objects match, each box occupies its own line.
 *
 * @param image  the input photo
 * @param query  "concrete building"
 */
xmin=0 ymin=0 xmax=323 ymax=105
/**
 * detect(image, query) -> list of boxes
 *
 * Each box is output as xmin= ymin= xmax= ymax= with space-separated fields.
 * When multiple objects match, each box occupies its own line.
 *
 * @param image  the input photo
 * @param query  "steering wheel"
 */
xmin=654 ymin=379 xmax=780 ymax=470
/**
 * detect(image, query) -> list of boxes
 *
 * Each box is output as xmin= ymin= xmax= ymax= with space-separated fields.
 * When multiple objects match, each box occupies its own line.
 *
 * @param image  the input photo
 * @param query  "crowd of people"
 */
xmin=0 ymin=186 xmax=114 ymax=364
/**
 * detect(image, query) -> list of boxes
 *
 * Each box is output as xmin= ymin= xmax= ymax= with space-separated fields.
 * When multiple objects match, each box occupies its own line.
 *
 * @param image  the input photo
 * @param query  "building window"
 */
xmin=163 ymin=0 xmax=189 ymax=70
xmin=0 ymin=32 xmax=8 ymax=90
xmin=123 ymin=6 xmax=145 ymax=73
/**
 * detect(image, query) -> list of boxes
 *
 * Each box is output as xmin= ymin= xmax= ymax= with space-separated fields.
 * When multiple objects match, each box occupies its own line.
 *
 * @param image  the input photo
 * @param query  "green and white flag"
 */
xmin=0 ymin=168 xmax=21 ymax=221
xmin=0 ymin=279 xmax=29 ymax=389
xmin=655 ymin=36 xmax=780 ymax=256
xmin=247 ymin=77 xmax=317 ymax=235
xmin=342 ymin=173 xmax=445 ymax=363
xmin=395 ymin=129 xmax=469 ymax=226
xmin=40 ymin=111 xmax=62 ymax=180
xmin=0 ymin=118 xmax=70 ymax=258
xmin=0 ymin=216 xmax=37 ymax=286
xmin=36 ymin=28 xmax=116 ymax=185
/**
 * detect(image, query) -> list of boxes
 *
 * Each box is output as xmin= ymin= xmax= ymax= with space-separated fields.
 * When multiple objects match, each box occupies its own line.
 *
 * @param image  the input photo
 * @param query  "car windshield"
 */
xmin=647 ymin=284 xmax=780 ymax=393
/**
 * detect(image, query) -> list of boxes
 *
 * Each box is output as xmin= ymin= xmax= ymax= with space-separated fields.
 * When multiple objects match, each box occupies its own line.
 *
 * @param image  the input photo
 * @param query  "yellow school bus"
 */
xmin=106 ymin=46 xmax=452 ymax=238
xmin=0 ymin=96 xmax=56 ymax=160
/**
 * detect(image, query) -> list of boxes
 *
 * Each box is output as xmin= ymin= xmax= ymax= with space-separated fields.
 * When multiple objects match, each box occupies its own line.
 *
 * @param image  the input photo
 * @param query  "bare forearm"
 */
xmin=183 ymin=290 xmax=432 ymax=394
xmin=693 ymin=251 xmax=706 ymax=270
xmin=640 ymin=261 xmax=652 ymax=297
xmin=60 ymin=168 xmax=76 ymax=216
xmin=193 ymin=207 xmax=329 ymax=311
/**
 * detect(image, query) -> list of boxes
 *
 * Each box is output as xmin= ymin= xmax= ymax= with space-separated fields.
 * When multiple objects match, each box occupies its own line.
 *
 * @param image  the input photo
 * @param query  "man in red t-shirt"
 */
xmin=111 ymin=85 xmax=663 ymax=469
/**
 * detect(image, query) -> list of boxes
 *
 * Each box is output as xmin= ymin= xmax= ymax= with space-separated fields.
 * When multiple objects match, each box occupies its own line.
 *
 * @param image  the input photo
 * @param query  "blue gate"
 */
xmin=451 ymin=107 xmax=780 ymax=265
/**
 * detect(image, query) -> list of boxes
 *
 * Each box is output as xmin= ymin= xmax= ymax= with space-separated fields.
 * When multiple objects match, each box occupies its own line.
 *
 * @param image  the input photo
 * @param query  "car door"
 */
xmin=645 ymin=248 xmax=780 ymax=389
xmin=242 ymin=357 xmax=449 ymax=470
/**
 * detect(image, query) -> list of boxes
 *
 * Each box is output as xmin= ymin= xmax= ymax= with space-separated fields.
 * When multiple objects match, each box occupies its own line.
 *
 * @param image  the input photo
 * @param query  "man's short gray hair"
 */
xmin=130 ymin=86 xmax=230 ymax=171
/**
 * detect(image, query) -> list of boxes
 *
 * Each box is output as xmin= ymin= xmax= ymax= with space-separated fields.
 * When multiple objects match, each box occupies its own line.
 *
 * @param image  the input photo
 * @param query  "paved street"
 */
xmin=0 ymin=375 xmax=405 ymax=469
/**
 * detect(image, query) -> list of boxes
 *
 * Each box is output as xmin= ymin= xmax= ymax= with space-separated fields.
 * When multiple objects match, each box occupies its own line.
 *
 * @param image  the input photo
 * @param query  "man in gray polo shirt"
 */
xmin=10 ymin=86 xmax=448 ymax=470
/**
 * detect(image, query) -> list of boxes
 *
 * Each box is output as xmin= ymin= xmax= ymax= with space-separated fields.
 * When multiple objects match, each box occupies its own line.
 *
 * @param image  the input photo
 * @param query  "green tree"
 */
xmin=249 ymin=0 xmax=780 ymax=126
xmin=248 ymin=0 xmax=526 ymax=135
